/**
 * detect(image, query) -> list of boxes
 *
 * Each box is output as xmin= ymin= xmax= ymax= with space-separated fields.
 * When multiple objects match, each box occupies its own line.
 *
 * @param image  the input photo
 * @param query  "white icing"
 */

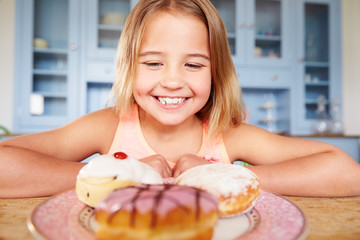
xmin=175 ymin=163 xmax=260 ymax=197
xmin=77 ymin=154 xmax=163 ymax=184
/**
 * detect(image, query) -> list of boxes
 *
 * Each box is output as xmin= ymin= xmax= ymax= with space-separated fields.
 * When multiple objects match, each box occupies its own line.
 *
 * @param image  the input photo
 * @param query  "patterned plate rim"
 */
xmin=27 ymin=190 xmax=308 ymax=240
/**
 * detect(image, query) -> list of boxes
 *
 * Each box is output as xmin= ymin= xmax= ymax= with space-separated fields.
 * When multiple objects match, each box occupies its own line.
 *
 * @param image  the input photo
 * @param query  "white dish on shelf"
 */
xmin=34 ymin=38 xmax=49 ymax=48
xmin=101 ymin=12 xmax=126 ymax=26
xmin=261 ymin=102 xmax=277 ymax=109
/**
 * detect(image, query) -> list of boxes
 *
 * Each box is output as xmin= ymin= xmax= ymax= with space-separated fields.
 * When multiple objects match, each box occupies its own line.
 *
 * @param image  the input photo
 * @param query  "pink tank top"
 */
xmin=108 ymin=106 xmax=231 ymax=168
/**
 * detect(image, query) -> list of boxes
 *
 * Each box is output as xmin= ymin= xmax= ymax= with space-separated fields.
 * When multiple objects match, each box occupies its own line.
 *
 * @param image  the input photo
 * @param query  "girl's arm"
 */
xmin=0 ymin=108 xmax=118 ymax=198
xmin=224 ymin=124 xmax=360 ymax=197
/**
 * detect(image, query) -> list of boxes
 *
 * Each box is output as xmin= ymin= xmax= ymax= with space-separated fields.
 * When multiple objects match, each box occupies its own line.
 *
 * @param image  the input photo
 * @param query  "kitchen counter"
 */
xmin=0 ymin=194 xmax=360 ymax=239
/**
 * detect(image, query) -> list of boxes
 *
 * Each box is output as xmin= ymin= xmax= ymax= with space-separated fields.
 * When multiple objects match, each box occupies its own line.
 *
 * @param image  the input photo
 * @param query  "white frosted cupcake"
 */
xmin=76 ymin=152 xmax=163 ymax=207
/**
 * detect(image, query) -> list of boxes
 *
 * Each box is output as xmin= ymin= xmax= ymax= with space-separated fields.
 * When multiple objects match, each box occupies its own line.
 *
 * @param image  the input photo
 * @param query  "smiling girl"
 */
xmin=0 ymin=0 xmax=359 ymax=198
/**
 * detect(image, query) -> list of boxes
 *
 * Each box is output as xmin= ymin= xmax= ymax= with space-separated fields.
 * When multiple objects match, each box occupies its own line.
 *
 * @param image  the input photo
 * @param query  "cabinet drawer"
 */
xmin=86 ymin=61 xmax=115 ymax=82
xmin=239 ymin=69 xmax=291 ymax=89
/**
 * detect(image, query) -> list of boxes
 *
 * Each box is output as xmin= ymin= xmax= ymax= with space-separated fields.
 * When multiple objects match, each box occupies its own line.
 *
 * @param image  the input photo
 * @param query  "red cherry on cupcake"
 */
xmin=114 ymin=152 xmax=128 ymax=159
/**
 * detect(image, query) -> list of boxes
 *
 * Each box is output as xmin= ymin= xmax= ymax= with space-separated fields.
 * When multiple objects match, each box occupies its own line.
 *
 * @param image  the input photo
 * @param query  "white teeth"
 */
xmin=158 ymin=97 xmax=186 ymax=105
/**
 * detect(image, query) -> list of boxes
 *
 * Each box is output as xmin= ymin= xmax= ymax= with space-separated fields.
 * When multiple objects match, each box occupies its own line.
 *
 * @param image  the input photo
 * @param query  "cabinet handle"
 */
xmin=70 ymin=44 xmax=77 ymax=51
xmin=299 ymin=57 xmax=304 ymax=63
xmin=271 ymin=74 xmax=279 ymax=81
xmin=239 ymin=22 xmax=245 ymax=29
xmin=248 ymin=23 xmax=254 ymax=30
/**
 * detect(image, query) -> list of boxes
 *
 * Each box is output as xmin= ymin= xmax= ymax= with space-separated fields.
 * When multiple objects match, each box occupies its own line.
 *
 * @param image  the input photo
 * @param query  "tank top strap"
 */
xmin=197 ymin=121 xmax=231 ymax=164
xmin=108 ymin=106 xmax=156 ymax=159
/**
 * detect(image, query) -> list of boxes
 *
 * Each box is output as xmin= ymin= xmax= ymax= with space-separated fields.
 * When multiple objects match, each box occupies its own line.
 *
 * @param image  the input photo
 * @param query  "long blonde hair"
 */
xmin=110 ymin=0 xmax=246 ymax=136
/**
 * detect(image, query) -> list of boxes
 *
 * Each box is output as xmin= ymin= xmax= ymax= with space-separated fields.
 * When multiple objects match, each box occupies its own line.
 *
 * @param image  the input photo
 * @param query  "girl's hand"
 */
xmin=139 ymin=154 xmax=173 ymax=178
xmin=172 ymin=153 xmax=210 ymax=178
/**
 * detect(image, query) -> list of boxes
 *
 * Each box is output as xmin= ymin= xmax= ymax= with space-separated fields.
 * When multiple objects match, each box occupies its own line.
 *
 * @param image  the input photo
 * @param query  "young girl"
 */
xmin=1 ymin=0 xmax=359 ymax=198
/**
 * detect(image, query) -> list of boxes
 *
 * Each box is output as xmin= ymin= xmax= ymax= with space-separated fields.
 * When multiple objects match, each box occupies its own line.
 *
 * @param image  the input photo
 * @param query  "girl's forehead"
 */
xmin=144 ymin=9 xmax=206 ymax=30
xmin=139 ymin=11 xmax=209 ymax=54
xmin=143 ymin=10 xmax=207 ymax=37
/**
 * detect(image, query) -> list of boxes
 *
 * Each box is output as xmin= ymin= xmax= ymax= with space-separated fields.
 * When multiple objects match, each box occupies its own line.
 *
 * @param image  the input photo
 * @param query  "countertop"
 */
xmin=0 ymin=194 xmax=360 ymax=239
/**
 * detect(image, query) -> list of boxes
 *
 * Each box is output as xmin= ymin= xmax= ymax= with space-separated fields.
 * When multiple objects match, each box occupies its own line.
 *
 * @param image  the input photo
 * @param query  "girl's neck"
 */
xmin=138 ymin=108 xmax=202 ymax=141
xmin=137 ymin=107 xmax=203 ymax=164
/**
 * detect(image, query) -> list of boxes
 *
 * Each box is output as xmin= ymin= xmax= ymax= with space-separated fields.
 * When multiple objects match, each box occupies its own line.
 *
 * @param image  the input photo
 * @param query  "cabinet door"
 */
xmin=245 ymin=0 xmax=292 ymax=67
xmin=86 ymin=0 xmax=138 ymax=60
xmin=14 ymin=0 xmax=80 ymax=133
xmin=210 ymin=0 xmax=245 ymax=65
xmin=211 ymin=0 xmax=292 ymax=68
xmin=292 ymin=0 xmax=342 ymax=135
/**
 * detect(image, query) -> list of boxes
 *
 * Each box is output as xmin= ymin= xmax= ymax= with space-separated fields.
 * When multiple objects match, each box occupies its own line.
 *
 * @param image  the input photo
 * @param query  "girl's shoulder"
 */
xmin=58 ymin=107 xmax=120 ymax=155
xmin=78 ymin=107 xmax=120 ymax=135
xmin=222 ymin=123 xmax=268 ymax=143
xmin=66 ymin=107 xmax=119 ymax=131
xmin=82 ymin=107 xmax=119 ymax=120
xmin=222 ymin=123 xmax=279 ymax=162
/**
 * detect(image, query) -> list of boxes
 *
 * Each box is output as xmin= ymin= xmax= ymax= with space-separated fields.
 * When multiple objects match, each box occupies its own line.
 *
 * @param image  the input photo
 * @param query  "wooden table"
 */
xmin=0 ymin=194 xmax=360 ymax=240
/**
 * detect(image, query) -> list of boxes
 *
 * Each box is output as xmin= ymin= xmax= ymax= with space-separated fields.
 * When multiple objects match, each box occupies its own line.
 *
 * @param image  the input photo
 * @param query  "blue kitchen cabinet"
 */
xmin=13 ymin=0 xmax=343 ymax=137
xmin=14 ymin=0 xmax=81 ymax=133
xmin=291 ymin=0 xmax=342 ymax=135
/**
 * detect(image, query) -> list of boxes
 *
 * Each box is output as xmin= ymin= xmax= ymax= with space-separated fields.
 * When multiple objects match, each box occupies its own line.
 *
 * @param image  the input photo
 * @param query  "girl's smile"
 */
xmin=133 ymin=10 xmax=211 ymax=127
xmin=155 ymin=96 xmax=188 ymax=110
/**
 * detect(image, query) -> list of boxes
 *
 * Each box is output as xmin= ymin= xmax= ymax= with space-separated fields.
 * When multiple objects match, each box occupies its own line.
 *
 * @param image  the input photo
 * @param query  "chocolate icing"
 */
xmin=105 ymin=184 xmax=217 ymax=228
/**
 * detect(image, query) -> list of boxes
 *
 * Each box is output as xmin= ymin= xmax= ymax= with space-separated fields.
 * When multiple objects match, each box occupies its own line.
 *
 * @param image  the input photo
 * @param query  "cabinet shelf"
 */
xmin=305 ymin=99 xmax=329 ymax=105
xmin=305 ymin=81 xmax=329 ymax=86
xmin=33 ymin=91 xmax=67 ymax=98
xmin=305 ymin=61 xmax=329 ymax=68
xmin=227 ymin=32 xmax=236 ymax=39
xmin=33 ymin=69 xmax=67 ymax=76
xmin=98 ymin=24 xmax=123 ymax=32
xmin=256 ymin=35 xmax=282 ymax=41
xmin=34 ymin=48 xmax=68 ymax=55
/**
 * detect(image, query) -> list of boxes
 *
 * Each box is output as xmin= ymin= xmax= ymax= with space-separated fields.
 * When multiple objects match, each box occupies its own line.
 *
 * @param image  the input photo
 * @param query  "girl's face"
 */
xmin=133 ymin=11 xmax=211 ymax=127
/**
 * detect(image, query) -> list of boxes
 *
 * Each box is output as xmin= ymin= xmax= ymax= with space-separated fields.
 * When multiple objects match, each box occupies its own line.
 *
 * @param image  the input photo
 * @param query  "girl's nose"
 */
xmin=160 ymin=66 xmax=185 ymax=89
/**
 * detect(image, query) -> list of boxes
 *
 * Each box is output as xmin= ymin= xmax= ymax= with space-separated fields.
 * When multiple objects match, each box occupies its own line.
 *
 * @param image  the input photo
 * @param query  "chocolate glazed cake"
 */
xmin=95 ymin=184 xmax=219 ymax=240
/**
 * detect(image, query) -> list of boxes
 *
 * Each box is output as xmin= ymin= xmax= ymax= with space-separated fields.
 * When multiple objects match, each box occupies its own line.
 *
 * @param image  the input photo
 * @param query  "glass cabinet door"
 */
xmin=210 ymin=0 xmax=242 ymax=63
xmin=32 ymin=0 xmax=69 ymax=118
xmin=14 ymin=0 xmax=80 ymax=132
xmin=87 ymin=0 xmax=138 ymax=59
xmin=303 ymin=3 xmax=330 ymax=120
xmin=293 ymin=0 xmax=342 ymax=135
xmin=253 ymin=0 xmax=282 ymax=59
xmin=211 ymin=0 xmax=291 ymax=67
xmin=246 ymin=0 xmax=291 ymax=66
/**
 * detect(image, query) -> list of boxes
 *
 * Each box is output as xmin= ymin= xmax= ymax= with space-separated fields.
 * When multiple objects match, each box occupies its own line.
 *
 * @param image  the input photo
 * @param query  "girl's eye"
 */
xmin=143 ymin=62 xmax=163 ymax=68
xmin=185 ymin=63 xmax=202 ymax=69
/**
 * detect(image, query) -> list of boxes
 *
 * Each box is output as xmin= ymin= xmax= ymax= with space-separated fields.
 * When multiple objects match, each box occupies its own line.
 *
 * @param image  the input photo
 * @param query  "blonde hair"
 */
xmin=110 ymin=0 xmax=246 ymax=136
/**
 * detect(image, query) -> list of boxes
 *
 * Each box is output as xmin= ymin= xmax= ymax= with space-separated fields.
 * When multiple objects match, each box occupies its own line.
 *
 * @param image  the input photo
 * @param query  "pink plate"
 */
xmin=28 ymin=190 xmax=308 ymax=240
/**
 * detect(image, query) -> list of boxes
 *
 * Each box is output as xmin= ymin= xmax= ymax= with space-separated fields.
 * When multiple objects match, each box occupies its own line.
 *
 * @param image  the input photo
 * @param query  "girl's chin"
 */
xmin=149 ymin=113 xmax=197 ymax=127
xmin=153 ymin=117 xmax=190 ymax=127
xmin=138 ymin=103 xmax=202 ymax=126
